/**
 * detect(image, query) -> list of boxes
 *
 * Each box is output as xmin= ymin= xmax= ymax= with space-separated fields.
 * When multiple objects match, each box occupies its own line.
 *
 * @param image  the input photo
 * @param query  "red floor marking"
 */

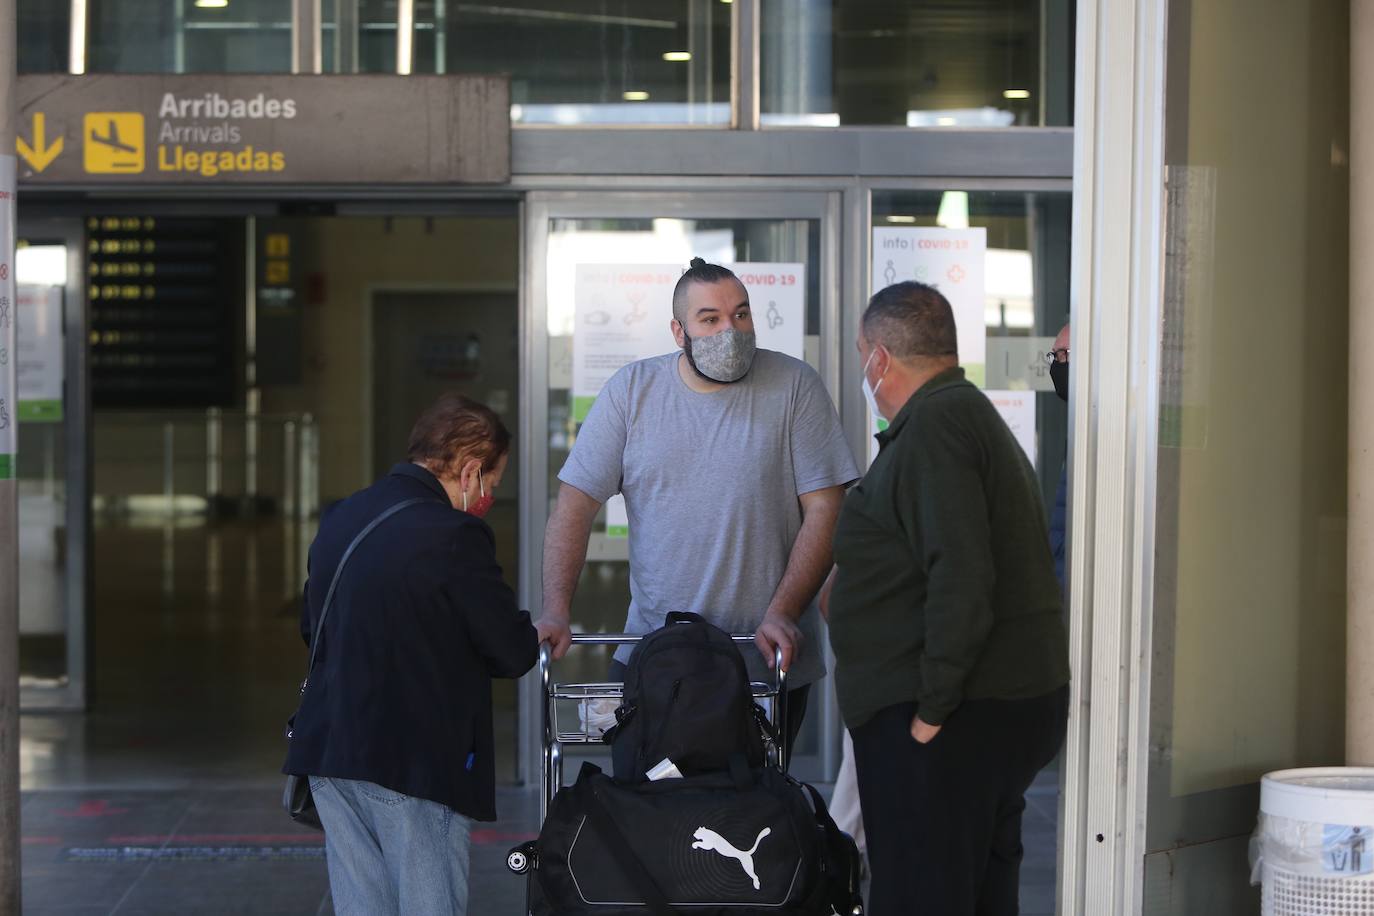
xmin=22 ymin=836 xmax=61 ymax=845
xmin=471 ymin=830 xmax=537 ymax=845
xmin=57 ymin=800 xmax=130 ymax=818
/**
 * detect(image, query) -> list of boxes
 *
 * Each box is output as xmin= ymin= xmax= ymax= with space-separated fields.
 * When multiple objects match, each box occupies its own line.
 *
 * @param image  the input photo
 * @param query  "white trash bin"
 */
xmin=1252 ymin=768 xmax=1374 ymax=915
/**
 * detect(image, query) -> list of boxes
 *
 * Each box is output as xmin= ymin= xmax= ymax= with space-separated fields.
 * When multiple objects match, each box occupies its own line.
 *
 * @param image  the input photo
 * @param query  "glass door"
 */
xmin=518 ymin=190 xmax=842 ymax=786
xmin=1140 ymin=0 xmax=1350 ymax=908
xmin=16 ymin=216 xmax=88 ymax=712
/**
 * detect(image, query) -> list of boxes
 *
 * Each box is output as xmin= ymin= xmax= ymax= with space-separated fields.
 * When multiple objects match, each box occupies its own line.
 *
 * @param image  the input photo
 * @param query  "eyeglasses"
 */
xmin=1044 ymin=347 xmax=1070 ymax=365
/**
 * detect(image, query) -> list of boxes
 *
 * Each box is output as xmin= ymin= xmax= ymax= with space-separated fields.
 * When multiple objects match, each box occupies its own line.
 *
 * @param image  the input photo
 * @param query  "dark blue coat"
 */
xmin=282 ymin=463 xmax=537 ymax=821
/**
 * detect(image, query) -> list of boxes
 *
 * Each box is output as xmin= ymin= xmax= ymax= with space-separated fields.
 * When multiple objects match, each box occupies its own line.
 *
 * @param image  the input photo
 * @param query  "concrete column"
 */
xmin=0 ymin=0 xmax=20 ymax=907
xmin=1349 ymin=0 xmax=1374 ymax=765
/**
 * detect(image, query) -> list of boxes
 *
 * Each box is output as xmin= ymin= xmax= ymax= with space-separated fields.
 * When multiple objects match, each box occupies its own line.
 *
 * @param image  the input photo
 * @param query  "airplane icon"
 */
xmin=90 ymin=119 xmax=139 ymax=153
xmin=83 ymin=112 xmax=145 ymax=174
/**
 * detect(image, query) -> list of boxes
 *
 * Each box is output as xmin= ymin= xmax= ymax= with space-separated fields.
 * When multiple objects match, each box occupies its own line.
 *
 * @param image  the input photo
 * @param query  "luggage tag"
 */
xmin=647 ymin=757 xmax=684 ymax=781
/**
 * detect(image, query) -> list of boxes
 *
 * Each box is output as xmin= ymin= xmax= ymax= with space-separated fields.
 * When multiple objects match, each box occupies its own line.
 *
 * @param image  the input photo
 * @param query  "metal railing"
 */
xmin=92 ymin=409 xmax=320 ymax=520
xmin=537 ymin=634 xmax=788 ymax=822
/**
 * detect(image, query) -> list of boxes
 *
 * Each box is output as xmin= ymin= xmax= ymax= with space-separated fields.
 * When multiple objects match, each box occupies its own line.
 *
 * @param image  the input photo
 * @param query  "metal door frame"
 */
xmin=517 ymin=188 xmax=843 ymax=787
xmin=1061 ymin=0 xmax=1169 ymax=910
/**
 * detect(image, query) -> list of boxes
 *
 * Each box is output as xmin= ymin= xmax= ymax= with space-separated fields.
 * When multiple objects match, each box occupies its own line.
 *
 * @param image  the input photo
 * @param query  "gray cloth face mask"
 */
xmin=684 ymin=328 xmax=757 ymax=383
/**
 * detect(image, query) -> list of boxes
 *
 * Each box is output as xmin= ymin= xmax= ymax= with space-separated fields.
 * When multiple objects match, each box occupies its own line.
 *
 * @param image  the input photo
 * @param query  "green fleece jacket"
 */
xmin=829 ymin=367 xmax=1070 ymax=728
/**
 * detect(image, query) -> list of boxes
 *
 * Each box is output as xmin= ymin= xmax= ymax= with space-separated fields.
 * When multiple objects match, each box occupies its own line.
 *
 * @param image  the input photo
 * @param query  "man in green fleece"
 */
xmin=828 ymin=281 xmax=1070 ymax=916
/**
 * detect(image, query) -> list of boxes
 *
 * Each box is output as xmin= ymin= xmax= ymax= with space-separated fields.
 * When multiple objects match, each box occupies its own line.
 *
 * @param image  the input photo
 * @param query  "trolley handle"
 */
xmin=538 ymin=632 xmax=792 ymax=807
xmin=537 ymin=634 xmax=787 ymax=695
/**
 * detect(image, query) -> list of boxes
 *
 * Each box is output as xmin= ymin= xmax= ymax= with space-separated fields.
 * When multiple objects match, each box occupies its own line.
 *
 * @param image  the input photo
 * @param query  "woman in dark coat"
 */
xmin=284 ymin=393 xmax=552 ymax=915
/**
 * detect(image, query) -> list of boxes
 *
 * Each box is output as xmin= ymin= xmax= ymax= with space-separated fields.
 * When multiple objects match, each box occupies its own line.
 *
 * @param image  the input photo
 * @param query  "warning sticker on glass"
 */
xmin=1323 ymin=825 xmax=1373 ymax=875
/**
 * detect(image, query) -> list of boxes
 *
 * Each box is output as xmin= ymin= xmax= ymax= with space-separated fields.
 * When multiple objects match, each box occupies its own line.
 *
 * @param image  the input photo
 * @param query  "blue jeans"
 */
xmin=310 ymin=776 xmax=473 ymax=916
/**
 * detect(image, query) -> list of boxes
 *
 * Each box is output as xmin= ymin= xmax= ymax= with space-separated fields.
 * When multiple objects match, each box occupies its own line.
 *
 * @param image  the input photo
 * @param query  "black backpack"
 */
xmin=514 ymin=762 xmax=864 ymax=916
xmin=608 ymin=612 xmax=768 ymax=782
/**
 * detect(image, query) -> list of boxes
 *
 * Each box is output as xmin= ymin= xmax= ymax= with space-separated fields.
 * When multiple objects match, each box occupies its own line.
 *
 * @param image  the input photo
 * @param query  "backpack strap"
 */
xmin=799 ymin=780 xmax=833 ymax=820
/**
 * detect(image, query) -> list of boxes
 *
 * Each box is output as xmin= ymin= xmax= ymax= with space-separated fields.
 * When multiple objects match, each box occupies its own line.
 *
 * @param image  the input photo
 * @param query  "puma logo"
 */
xmin=691 ymin=826 xmax=771 ymax=890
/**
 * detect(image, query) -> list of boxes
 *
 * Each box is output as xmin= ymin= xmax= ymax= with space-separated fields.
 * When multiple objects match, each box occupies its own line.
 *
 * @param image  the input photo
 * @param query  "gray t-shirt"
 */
xmin=558 ymin=349 xmax=860 ymax=687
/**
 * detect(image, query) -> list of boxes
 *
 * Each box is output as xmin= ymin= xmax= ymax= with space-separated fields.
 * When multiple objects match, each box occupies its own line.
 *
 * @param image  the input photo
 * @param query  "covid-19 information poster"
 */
xmin=868 ymin=227 xmax=990 ymax=464
xmin=16 ymin=285 xmax=63 ymax=423
xmin=571 ymin=262 xmax=805 ymax=422
xmin=870 ymin=227 xmax=987 ymax=384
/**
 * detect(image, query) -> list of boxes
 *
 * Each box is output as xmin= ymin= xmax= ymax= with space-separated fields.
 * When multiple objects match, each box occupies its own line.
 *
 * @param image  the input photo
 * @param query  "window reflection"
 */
xmin=322 ymin=0 xmax=397 ymax=73
xmin=871 ymin=189 xmax=1072 ymax=505
xmin=19 ymin=0 xmax=69 ymax=73
xmin=88 ymin=0 xmax=292 ymax=74
xmin=762 ymin=0 xmax=1074 ymax=127
xmin=413 ymin=1 xmax=732 ymax=125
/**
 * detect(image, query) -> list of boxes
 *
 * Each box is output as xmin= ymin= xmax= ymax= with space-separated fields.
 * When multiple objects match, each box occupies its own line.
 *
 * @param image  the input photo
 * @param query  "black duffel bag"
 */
xmin=517 ymin=762 xmax=863 ymax=916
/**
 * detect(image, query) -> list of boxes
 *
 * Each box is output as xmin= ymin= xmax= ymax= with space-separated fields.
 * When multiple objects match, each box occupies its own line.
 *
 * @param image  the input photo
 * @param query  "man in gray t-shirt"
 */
xmin=539 ymin=259 xmax=859 ymax=745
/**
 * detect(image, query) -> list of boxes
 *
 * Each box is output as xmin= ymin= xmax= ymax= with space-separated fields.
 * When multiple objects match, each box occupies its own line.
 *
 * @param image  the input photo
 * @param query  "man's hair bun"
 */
xmin=673 ymin=258 xmax=741 ymax=323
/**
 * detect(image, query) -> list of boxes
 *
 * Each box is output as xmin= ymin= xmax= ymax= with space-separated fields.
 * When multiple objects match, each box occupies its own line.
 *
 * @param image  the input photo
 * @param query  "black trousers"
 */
xmin=850 ymin=686 xmax=1069 ymax=916
xmin=607 ymin=660 xmax=811 ymax=757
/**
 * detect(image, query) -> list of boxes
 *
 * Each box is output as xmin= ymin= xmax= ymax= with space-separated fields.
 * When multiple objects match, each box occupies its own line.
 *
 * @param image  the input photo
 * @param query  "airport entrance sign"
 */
xmin=14 ymin=74 xmax=510 ymax=185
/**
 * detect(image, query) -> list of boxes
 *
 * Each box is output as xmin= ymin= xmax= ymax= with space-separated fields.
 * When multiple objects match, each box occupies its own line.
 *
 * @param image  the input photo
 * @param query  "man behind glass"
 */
xmin=538 ymin=258 xmax=859 ymax=748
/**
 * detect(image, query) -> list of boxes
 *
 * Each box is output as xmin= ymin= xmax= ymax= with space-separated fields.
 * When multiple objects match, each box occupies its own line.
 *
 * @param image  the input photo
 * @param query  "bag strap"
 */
xmin=302 ymin=496 xmax=433 ymax=682
xmin=584 ymin=781 xmax=678 ymax=916
xmin=799 ymin=779 xmax=841 ymax=828
xmin=752 ymin=701 xmax=781 ymax=745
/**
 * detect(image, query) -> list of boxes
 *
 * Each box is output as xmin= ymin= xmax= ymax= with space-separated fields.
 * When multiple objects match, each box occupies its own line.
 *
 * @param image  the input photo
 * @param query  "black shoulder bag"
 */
xmin=282 ymin=497 xmax=431 ymax=829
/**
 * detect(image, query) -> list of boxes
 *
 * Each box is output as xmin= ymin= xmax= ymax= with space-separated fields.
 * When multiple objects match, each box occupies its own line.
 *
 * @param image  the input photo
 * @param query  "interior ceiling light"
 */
xmin=886 ymin=215 xmax=917 ymax=223
xmin=1003 ymin=89 xmax=1031 ymax=99
xmin=195 ymin=0 xmax=229 ymax=7
xmin=623 ymin=91 xmax=651 ymax=101
xmin=454 ymin=5 xmax=673 ymax=29
xmin=663 ymin=51 xmax=692 ymax=62
xmin=936 ymin=116 xmax=956 ymax=126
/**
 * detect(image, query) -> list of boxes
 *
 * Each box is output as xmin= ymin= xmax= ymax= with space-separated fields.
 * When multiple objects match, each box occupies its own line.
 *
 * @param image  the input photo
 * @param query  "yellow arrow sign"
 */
xmin=17 ymin=112 xmax=64 ymax=172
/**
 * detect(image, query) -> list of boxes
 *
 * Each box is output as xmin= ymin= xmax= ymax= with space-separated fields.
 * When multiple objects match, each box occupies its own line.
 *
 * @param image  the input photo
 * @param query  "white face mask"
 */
xmin=862 ymin=348 xmax=887 ymax=420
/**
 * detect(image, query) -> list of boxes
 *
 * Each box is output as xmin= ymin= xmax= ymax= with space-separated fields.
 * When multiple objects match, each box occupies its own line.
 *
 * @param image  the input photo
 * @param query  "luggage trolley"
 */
xmin=508 ymin=633 xmax=864 ymax=916
xmin=536 ymin=632 xmax=789 ymax=819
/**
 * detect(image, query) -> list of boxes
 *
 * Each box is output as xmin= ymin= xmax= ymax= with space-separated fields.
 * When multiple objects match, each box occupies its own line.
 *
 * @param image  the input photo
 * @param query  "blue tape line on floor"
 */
xmin=64 ymin=846 xmax=326 ymax=862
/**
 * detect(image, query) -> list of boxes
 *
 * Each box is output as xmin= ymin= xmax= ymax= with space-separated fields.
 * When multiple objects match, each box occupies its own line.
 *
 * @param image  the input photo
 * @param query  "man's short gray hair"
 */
xmin=861 ymin=281 xmax=959 ymax=360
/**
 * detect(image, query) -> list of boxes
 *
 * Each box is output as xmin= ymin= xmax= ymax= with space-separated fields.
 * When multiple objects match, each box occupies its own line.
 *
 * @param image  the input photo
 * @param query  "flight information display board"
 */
xmin=87 ymin=216 xmax=241 ymax=408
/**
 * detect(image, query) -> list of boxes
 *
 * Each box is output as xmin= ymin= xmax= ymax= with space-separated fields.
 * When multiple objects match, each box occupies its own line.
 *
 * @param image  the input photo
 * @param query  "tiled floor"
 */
xmin=18 ymin=518 xmax=1061 ymax=914
xmin=19 ymin=785 xmax=543 ymax=915
xmin=20 ymin=777 xmax=1060 ymax=915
